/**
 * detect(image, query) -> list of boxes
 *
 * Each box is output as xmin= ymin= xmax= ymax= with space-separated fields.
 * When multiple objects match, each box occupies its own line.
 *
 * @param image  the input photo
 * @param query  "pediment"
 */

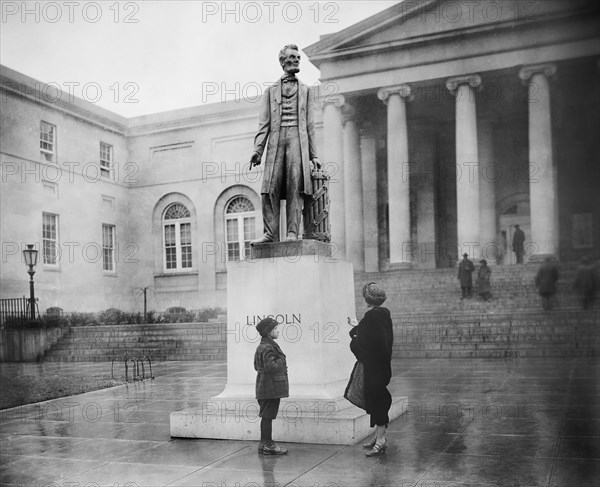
xmin=304 ymin=0 xmax=594 ymax=64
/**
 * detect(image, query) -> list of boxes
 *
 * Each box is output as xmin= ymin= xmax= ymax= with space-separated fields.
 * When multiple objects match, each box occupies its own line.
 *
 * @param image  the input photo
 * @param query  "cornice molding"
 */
xmin=1 ymin=81 xmax=128 ymax=135
xmin=305 ymin=3 xmax=599 ymax=67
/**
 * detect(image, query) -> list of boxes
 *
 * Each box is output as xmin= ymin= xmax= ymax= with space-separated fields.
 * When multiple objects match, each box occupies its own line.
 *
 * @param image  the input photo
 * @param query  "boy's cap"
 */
xmin=256 ymin=317 xmax=278 ymax=337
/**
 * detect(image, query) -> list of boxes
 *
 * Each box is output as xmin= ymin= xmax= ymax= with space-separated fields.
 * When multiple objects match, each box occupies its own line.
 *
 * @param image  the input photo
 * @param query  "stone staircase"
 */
xmin=43 ymin=262 xmax=599 ymax=361
xmin=355 ymin=262 xmax=600 ymax=358
xmin=43 ymin=322 xmax=226 ymax=362
xmin=390 ymin=310 xmax=599 ymax=358
xmin=356 ymin=262 xmax=586 ymax=314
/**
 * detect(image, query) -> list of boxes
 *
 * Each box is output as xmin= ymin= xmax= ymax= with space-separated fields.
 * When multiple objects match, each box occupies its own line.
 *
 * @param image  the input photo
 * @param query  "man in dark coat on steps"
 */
xmin=574 ymin=256 xmax=598 ymax=309
xmin=535 ymin=256 xmax=560 ymax=310
xmin=457 ymin=253 xmax=475 ymax=299
xmin=512 ymin=224 xmax=526 ymax=264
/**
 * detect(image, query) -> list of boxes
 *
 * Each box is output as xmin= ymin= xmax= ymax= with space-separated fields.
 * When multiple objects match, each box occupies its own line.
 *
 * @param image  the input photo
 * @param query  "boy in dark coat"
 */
xmin=254 ymin=317 xmax=289 ymax=455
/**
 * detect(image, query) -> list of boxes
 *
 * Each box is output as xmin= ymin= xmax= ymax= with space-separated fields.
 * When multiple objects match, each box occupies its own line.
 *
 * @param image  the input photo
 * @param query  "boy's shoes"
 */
xmin=261 ymin=441 xmax=288 ymax=455
xmin=258 ymin=441 xmax=266 ymax=454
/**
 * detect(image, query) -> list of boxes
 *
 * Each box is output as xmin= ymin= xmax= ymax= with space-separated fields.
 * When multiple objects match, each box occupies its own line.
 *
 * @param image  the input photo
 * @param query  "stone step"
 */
xmin=44 ymin=353 xmax=224 ymax=362
xmin=396 ymin=349 xmax=598 ymax=359
xmin=42 ymin=262 xmax=599 ymax=361
xmin=57 ymin=336 xmax=225 ymax=344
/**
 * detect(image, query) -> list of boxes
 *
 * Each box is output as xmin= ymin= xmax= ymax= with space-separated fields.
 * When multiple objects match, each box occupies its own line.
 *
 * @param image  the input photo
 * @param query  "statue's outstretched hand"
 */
xmin=249 ymin=152 xmax=261 ymax=170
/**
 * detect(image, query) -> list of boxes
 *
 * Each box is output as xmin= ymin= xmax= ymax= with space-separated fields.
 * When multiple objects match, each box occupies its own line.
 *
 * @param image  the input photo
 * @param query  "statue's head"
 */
xmin=279 ymin=44 xmax=300 ymax=75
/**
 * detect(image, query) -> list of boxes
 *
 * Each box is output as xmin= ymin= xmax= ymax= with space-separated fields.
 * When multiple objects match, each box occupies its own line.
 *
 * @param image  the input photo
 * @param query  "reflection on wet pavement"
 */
xmin=1 ymin=358 xmax=598 ymax=486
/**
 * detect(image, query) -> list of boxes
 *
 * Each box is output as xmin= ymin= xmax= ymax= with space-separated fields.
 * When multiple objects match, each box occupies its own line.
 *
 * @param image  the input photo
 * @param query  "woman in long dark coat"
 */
xmin=349 ymin=282 xmax=394 ymax=456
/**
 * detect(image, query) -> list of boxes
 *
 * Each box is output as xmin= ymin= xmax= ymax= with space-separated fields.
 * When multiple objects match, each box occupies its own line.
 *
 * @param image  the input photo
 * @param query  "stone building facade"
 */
xmin=305 ymin=0 xmax=599 ymax=271
xmin=1 ymin=0 xmax=598 ymax=313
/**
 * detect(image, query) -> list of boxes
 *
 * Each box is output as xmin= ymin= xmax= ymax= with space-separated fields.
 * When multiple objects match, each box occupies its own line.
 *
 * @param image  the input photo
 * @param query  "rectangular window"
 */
xmin=40 ymin=121 xmax=56 ymax=161
xmin=100 ymin=142 xmax=113 ymax=178
xmin=42 ymin=212 xmax=59 ymax=265
xmin=164 ymin=224 xmax=177 ymax=269
xmin=180 ymin=223 xmax=192 ymax=268
xmin=243 ymin=217 xmax=256 ymax=259
xmin=102 ymin=224 xmax=116 ymax=272
xmin=226 ymin=219 xmax=240 ymax=261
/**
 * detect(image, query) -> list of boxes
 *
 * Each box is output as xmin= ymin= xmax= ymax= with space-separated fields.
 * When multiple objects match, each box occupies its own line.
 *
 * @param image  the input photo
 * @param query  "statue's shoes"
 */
xmin=284 ymin=233 xmax=297 ymax=242
xmin=251 ymin=235 xmax=274 ymax=245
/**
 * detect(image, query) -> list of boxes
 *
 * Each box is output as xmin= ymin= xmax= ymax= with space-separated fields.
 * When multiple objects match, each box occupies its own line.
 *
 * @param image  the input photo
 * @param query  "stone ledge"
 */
xmin=170 ymin=396 xmax=407 ymax=445
xmin=250 ymin=239 xmax=333 ymax=260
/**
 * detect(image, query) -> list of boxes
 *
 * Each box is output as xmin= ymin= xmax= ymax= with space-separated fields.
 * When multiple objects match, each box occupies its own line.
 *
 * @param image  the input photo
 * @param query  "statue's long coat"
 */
xmin=252 ymin=78 xmax=318 ymax=196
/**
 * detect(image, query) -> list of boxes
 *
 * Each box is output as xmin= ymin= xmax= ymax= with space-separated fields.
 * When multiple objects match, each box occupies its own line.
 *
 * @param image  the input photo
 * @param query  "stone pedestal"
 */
xmin=170 ymin=240 xmax=407 ymax=444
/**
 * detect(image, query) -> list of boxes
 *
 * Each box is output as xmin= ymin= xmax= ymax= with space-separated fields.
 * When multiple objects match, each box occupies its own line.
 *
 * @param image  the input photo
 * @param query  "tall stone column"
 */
xmin=478 ymin=117 xmax=497 ymax=263
xmin=377 ymin=84 xmax=413 ymax=266
xmin=322 ymin=94 xmax=346 ymax=259
xmin=446 ymin=74 xmax=482 ymax=259
xmin=342 ymin=102 xmax=364 ymax=270
xmin=359 ymin=129 xmax=378 ymax=272
xmin=414 ymin=125 xmax=437 ymax=268
xmin=519 ymin=63 xmax=558 ymax=260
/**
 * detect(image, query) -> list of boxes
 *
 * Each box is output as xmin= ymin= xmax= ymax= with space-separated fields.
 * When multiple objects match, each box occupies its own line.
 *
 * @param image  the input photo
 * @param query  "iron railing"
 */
xmin=0 ymin=296 xmax=39 ymax=326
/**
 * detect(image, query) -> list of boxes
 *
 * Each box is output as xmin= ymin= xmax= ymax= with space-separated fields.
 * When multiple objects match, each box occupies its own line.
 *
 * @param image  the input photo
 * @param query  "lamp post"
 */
xmin=23 ymin=244 xmax=38 ymax=321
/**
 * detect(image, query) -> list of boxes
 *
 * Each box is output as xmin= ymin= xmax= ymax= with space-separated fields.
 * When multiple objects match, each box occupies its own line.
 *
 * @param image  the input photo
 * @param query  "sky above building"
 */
xmin=1 ymin=0 xmax=398 ymax=117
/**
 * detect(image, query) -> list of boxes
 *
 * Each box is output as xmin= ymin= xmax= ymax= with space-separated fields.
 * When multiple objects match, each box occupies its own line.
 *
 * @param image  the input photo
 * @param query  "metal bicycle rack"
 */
xmin=111 ymin=351 xmax=154 ymax=381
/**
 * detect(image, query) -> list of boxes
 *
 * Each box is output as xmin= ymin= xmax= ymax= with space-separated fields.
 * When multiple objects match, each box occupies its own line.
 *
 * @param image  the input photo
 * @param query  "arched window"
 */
xmin=163 ymin=203 xmax=192 ymax=271
xmin=225 ymin=196 xmax=256 ymax=261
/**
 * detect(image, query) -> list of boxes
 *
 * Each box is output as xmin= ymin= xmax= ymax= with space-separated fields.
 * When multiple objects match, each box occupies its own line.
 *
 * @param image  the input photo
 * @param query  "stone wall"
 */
xmin=0 ymin=326 xmax=70 ymax=362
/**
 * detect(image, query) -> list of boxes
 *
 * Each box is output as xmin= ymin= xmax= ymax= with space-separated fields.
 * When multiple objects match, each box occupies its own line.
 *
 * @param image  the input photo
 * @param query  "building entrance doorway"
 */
xmin=499 ymin=198 xmax=532 ymax=264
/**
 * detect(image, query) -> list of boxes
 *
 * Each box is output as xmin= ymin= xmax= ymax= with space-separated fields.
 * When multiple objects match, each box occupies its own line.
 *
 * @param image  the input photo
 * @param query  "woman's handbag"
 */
xmin=344 ymin=361 xmax=367 ymax=410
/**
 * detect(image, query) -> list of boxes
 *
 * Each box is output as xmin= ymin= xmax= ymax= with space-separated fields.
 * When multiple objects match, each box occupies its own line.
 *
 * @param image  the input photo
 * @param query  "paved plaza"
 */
xmin=1 ymin=357 xmax=599 ymax=486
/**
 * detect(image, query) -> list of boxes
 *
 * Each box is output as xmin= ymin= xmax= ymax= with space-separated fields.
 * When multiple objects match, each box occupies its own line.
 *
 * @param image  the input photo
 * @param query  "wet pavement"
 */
xmin=0 ymin=357 xmax=598 ymax=486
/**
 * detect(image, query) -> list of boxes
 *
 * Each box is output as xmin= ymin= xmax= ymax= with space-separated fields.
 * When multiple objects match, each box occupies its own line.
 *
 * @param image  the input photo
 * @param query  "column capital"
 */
xmin=518 ymin=63 xmax=557 ymax=83
xmin=341 ymin=102 xmax=356 ymax=125
xmin=446 ymin=74 xmax=482 ymax=94
xmin=358 ymin=120 xmax=376 ymax=137
xmin=377 ymin=84 xmax=413 ymax=104
xmin=320 ymin=93 xmax=346 ymax=108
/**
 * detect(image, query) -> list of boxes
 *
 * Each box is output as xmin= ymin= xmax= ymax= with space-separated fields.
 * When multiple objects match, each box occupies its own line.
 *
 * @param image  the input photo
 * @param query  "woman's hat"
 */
xmin=362 ymin=282 xmax=386 ymax=306
xmin=256 ymin=317 xmax=278 ymax=337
